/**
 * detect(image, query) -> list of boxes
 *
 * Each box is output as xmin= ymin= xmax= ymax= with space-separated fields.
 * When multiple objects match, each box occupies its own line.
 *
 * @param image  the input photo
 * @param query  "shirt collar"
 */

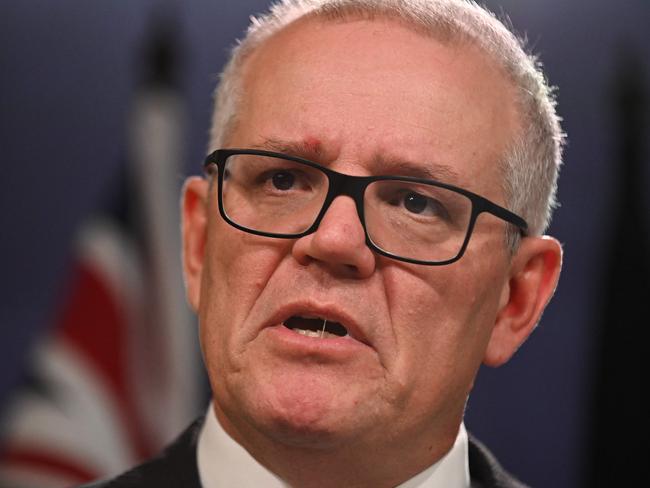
xmin=197 ymin=404 xmax=469 ymax=488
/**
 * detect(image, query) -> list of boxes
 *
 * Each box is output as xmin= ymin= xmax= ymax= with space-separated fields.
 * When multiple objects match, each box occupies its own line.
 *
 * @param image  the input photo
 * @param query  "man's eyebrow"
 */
xmin=250 ymin=138 xmax=327 ymax=161
xmin=372 ymin=156 xmax=464 ymax=185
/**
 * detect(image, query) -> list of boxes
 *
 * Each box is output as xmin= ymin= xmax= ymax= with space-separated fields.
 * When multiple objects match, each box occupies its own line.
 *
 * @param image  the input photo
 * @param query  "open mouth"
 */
xmin=283 ymin=316 xmax=349 ymax=339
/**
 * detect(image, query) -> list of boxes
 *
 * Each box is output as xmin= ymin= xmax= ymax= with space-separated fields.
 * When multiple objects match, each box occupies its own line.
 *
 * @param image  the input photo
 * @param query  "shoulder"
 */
xmin=468 ymin=434 xmax=529 ymax=488
xmin=78 ymin=417 xmax=204 ymax=488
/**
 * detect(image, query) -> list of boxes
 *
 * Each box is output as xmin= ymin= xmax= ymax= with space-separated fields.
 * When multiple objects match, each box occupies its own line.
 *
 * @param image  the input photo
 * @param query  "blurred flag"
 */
xmin=0 ymin=11 xmax=202 ymax=487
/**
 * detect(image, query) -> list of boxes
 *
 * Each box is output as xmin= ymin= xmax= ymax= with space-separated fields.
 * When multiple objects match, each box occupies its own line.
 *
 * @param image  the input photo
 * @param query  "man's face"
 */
xmin=188 ymin=17 xmax=522 ymax=454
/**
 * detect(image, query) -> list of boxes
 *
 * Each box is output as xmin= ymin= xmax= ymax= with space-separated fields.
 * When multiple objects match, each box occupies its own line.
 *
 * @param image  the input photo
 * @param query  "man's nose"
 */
xmin=291 ymin=196 xmax=376 ymax=278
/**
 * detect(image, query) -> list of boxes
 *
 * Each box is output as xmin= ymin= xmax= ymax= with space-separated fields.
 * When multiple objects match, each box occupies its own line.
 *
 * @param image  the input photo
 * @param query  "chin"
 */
xmin=263 ymin=411 xmax=343 ymax=449
xmin=240 ymin=374 xmax=369 ymax=449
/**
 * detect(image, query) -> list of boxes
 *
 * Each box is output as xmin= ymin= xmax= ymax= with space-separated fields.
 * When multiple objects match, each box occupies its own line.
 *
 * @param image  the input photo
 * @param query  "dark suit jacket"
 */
xmin=80 ymin=417 xmax=528 ymax=488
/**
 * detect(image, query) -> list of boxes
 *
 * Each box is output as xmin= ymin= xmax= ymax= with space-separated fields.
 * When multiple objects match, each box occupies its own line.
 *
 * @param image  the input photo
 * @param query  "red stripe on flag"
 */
xmin=55 ymin=259 xmax=153 ymax=459
xmin=2 ymin=446 xmax=99 ymax=484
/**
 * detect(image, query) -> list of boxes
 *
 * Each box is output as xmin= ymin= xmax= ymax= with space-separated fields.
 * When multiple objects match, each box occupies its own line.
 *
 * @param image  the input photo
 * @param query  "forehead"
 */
xmin=232 ymin=16 xmax=520 ymax=199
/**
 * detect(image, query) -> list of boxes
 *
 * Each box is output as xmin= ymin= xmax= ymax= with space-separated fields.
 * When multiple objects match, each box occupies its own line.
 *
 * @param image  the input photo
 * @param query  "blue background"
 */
xmin=1 ymin=1 xmax=649 ymax=487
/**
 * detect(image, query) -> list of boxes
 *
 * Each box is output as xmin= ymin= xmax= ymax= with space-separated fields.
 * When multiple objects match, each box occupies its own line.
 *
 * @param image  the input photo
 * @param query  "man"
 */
xmin=84 ymin=0 xmax=563 ymax=486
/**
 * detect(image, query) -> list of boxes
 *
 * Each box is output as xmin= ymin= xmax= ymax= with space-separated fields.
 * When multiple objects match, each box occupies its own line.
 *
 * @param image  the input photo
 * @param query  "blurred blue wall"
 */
xmin=1 ymin=1 xmax=648 ymax=487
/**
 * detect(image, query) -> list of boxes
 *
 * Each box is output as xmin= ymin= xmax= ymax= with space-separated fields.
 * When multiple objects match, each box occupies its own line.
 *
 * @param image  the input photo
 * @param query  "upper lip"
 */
xmin=264 ymin=300 xmax=371 ymax=346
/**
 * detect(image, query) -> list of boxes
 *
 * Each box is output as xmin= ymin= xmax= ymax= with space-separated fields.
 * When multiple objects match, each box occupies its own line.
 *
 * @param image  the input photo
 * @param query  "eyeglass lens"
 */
xmin=221 ymin=153 xmax=473 ymax=263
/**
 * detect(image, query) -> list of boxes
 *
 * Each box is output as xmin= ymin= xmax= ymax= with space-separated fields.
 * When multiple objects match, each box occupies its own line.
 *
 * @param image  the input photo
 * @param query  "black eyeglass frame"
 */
xmin=203 ymin=148 xmax=528 ymax=266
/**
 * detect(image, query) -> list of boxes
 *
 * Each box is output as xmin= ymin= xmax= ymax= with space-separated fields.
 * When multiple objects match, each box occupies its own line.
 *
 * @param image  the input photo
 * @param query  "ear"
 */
xmin=483 ymin=236 xmax=563 ymax=367
xmin=181 ymin=176 xmax=210 ymax=312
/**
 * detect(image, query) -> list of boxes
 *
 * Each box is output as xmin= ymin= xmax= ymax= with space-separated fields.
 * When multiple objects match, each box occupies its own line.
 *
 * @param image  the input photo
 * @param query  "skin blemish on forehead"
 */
xmin=303 ymin=136 xmax=323 ymax=154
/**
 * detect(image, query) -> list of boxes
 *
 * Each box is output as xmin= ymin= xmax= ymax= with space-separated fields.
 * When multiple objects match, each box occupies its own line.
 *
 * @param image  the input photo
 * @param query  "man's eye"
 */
xmin=399 ymin=191 xmax=450 ymax=220
xmin=403 ymin=192 xmax=428 ymax=214
xmin=271 ymin=171 xmax=295 ymax=190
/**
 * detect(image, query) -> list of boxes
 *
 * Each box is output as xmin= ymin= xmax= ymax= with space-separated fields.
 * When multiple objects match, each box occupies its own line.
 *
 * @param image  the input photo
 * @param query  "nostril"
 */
xmin=345 ymin=263 xmax=359 ymax=273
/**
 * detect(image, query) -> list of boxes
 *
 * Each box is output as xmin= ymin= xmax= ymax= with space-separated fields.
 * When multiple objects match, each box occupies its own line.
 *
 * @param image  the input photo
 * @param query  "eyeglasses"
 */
xmin=203 ymin=149 xmax=528 ymax=266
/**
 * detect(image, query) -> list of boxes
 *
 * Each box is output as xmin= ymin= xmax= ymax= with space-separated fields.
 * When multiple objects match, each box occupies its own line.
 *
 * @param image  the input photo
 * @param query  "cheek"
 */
xmin=207 ymin=226 xmax=287 ymax=300
xmin=380 ymin=259 xmax=501 ymax=374
xmin=375 ymin=265 xmax=489 ymax=421
xmin=382 ymin=264 xmax=470 ymax=338
xmin=198 ymin=224 xmax=292 ymax=357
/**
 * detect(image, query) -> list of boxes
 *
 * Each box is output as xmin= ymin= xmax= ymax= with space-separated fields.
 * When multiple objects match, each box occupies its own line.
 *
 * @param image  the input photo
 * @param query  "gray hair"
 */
xmin=209 ymin=0 xmax=565 ymax=244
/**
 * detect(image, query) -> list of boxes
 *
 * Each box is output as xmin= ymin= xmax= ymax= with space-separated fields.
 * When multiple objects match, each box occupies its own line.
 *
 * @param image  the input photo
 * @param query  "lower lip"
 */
xmin=264 ymin=324 xmax=371 ymax=357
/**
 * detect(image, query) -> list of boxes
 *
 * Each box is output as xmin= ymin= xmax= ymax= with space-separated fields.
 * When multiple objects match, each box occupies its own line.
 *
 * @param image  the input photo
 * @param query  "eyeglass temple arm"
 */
xmin=476 ymin=198 xmax=529 ymax=236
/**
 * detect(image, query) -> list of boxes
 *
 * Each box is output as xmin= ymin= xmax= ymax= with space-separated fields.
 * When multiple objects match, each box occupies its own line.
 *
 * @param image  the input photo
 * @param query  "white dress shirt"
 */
xmin=197 ymin=404 xmax=470 ymax=488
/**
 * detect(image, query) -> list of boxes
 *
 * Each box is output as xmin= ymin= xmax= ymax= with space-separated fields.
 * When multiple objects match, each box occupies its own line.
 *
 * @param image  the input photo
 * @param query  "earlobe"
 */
xmin=181 ymin=176 xmax=210 ymax=312
xmin=483 ymin=236 xmax=563 ymax=367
